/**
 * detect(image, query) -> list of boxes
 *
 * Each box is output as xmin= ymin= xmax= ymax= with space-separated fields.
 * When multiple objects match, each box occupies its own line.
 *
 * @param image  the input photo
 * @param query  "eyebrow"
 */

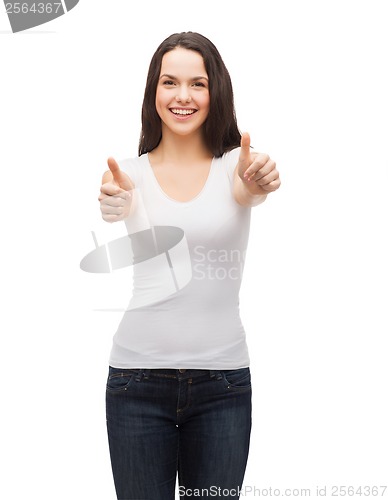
xmin=159 ymin=73 xmax=209 ymax=81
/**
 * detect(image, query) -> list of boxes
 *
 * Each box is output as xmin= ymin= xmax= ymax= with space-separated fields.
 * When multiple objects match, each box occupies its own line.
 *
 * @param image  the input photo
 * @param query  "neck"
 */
xmin=151 ymin=128 xmax=213 ymax=165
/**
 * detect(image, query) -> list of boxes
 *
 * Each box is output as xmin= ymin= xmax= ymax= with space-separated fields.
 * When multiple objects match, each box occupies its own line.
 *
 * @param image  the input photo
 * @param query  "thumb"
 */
xmin=107 ymin=157 xmax=134 ymax=191
xmin=239 ymin=132 xmax=251 ymax=164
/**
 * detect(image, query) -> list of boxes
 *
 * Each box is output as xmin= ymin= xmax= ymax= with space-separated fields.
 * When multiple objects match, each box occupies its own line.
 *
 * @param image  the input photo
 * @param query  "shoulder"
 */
xmin=116 ymin=154 xmax=148 ymax=184
xmin=117 ymin=154 xmax=147 ymax=170
xmin=221 ymin=146 xmax=240 ymax=162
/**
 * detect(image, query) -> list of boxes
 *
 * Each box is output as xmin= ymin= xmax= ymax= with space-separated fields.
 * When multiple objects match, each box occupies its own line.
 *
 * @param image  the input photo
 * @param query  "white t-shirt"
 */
xmin=108 ymin=146 xmax=262 ymax=369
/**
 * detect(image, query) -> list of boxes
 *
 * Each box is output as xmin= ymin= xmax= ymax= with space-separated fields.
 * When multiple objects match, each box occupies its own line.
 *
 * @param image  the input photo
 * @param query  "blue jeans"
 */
xmin=105 ymin=366 xmax=252 ymax=499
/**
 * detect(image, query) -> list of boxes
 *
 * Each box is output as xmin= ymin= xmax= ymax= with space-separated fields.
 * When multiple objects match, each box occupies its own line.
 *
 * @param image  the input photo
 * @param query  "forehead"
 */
xmin=160 ymin=47 xmax=208 ymax=77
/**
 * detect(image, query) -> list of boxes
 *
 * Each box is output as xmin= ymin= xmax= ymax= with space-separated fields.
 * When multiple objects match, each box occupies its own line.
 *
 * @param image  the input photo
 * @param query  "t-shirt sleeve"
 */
xmin=116 ymin=157 xmax=150 ymax=233
xmin=116 ymin=157 xmax=141 ymax=188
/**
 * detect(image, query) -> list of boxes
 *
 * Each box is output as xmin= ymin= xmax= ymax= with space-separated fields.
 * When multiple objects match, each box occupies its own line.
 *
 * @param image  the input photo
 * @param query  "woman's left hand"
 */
xmin=237 ymin=132 xmax=281 ymax=195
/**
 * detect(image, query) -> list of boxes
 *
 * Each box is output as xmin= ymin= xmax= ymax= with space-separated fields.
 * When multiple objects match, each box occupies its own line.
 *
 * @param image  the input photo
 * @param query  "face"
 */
xmin=155 ymin=47 xmax=210 ymax=138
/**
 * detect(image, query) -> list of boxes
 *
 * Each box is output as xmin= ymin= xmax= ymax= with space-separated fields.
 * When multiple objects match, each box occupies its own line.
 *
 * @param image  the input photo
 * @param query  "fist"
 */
xmin=237 ymin=132 xmax=280 ymax=195
xmin=98 ymin=157 xmax=135 ymax=222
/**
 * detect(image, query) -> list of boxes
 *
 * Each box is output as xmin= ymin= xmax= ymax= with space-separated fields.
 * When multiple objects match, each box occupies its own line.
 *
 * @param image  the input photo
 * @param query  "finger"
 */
xmin=107 ymin=157 xmax=121 ymax=181
xmin=245 ymin=153 xmax=270 ymax=179
xmin=239 ymin=132 xmax=251 ymax=163
xmin=257 ymin=178 xmax=281 ymax=192
xmin=102 ymin=169 xmax=113 ymax=184
xmin=250 ymin=159 xmax=277 ymax=182
xmin=99 ymin=195 xmax=127 ymax=207
xmin=100 ymin=204 xmax=124 ymax=216
xmin=100 ymin=182 xmax=123 ymax=196
xmin=255 ymin=169 xmax=280 ymax=186
xmin=98 ymin=194 xmax=131 ymax=212
xmin=107 ymin=157 xmax=134 ymax=191
xmin=102 ymin=213 xmax=124 ymax=223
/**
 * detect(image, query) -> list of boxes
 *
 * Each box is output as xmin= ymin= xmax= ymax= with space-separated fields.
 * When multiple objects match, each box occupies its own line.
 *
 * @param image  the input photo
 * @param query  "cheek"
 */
xmin=200 ymin=99 xmax=210 ymax=118
xmin=155 ymin=88 xmax=168 ymax=109
xmin=200 ymin=92 xmax=210 ymax=111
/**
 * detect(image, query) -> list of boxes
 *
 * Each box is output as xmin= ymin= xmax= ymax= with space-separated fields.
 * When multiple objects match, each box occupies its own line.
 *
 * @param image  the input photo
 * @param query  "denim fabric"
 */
xmin=106 ymin=366 xmax=252 ymax=499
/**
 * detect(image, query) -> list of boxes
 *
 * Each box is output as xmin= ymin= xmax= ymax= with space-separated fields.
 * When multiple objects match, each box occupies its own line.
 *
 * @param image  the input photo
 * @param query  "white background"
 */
xmin=1 ymin=0 xmax=387 ymax=498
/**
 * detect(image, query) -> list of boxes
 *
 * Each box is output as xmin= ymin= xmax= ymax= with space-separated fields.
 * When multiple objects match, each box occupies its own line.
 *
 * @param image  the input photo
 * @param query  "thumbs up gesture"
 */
xmin=237 ymin=132 xmax=280 ymax=195
xmin=98 ymin=157 xmax=135 ymax=222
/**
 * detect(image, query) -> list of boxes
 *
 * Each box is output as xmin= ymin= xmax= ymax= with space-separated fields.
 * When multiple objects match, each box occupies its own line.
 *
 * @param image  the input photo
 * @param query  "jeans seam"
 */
xmin=177 ymin=422 xmax=181 ymax=494
xmin=176 ymin=378 xmax=192 ymax=414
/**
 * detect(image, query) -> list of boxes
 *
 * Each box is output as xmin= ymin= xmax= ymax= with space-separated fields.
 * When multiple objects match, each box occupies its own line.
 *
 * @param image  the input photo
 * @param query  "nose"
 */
xmin=176 ymin=85 xmax=192 ymax=103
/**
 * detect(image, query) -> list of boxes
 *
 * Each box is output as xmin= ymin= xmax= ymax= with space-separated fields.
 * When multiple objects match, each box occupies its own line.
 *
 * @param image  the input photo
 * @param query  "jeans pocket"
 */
xmin=222 ymin=367 xmax=251 ymax=390
xmin=106 ymin=366 xmax=137 ymax=392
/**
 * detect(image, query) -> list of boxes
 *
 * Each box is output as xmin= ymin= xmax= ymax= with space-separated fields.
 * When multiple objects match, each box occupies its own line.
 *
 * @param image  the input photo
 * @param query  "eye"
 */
xmin=162 ymin=80 xmax=175 ymax=86
xmin=192 ymin=82 xmax=206 ymax=87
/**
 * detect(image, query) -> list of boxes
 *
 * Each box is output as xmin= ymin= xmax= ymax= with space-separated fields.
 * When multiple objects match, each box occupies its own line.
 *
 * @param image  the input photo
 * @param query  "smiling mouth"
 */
xmin=169 ymin=108 xmax=197 ymax=116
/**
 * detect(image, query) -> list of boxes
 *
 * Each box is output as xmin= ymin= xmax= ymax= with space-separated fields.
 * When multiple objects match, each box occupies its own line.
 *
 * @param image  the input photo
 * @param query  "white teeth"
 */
xmin=171 ymin=109 xmax=195 ymax=115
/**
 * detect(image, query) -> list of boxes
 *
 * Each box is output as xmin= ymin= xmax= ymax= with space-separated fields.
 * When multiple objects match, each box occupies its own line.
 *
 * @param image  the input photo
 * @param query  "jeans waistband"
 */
xmin=133 ymin=368 xmax=224 ymax=382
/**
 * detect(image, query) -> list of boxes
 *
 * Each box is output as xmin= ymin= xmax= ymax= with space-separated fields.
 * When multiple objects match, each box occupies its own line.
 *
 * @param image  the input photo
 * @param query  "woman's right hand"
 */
xmin=98 ymin=157 xmax=135 ymax=222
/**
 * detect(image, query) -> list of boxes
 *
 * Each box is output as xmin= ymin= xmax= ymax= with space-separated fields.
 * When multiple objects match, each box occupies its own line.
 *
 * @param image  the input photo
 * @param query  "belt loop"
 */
xmin=135 ymin=369 xmax=143 ymax=382
xmin=143 ymin=369 xmax=151 ymax=380
xmin=216 ymin=371 xmax=223 ymax=380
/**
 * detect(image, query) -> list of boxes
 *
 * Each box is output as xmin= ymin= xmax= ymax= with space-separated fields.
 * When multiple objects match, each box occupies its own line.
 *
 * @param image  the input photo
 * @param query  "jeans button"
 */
xmin=179 ymin=369 xmax=186 ymax=373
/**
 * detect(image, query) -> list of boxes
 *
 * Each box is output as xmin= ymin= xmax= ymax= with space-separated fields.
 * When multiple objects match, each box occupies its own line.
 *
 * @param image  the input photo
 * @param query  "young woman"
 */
xmin=99 ymin=32 xmax=280 ymax=500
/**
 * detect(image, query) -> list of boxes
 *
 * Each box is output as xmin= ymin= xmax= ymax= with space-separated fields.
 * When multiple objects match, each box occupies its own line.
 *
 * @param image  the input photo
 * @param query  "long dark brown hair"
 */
xmin=138 ymin=32 xmax=241 ymax=158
